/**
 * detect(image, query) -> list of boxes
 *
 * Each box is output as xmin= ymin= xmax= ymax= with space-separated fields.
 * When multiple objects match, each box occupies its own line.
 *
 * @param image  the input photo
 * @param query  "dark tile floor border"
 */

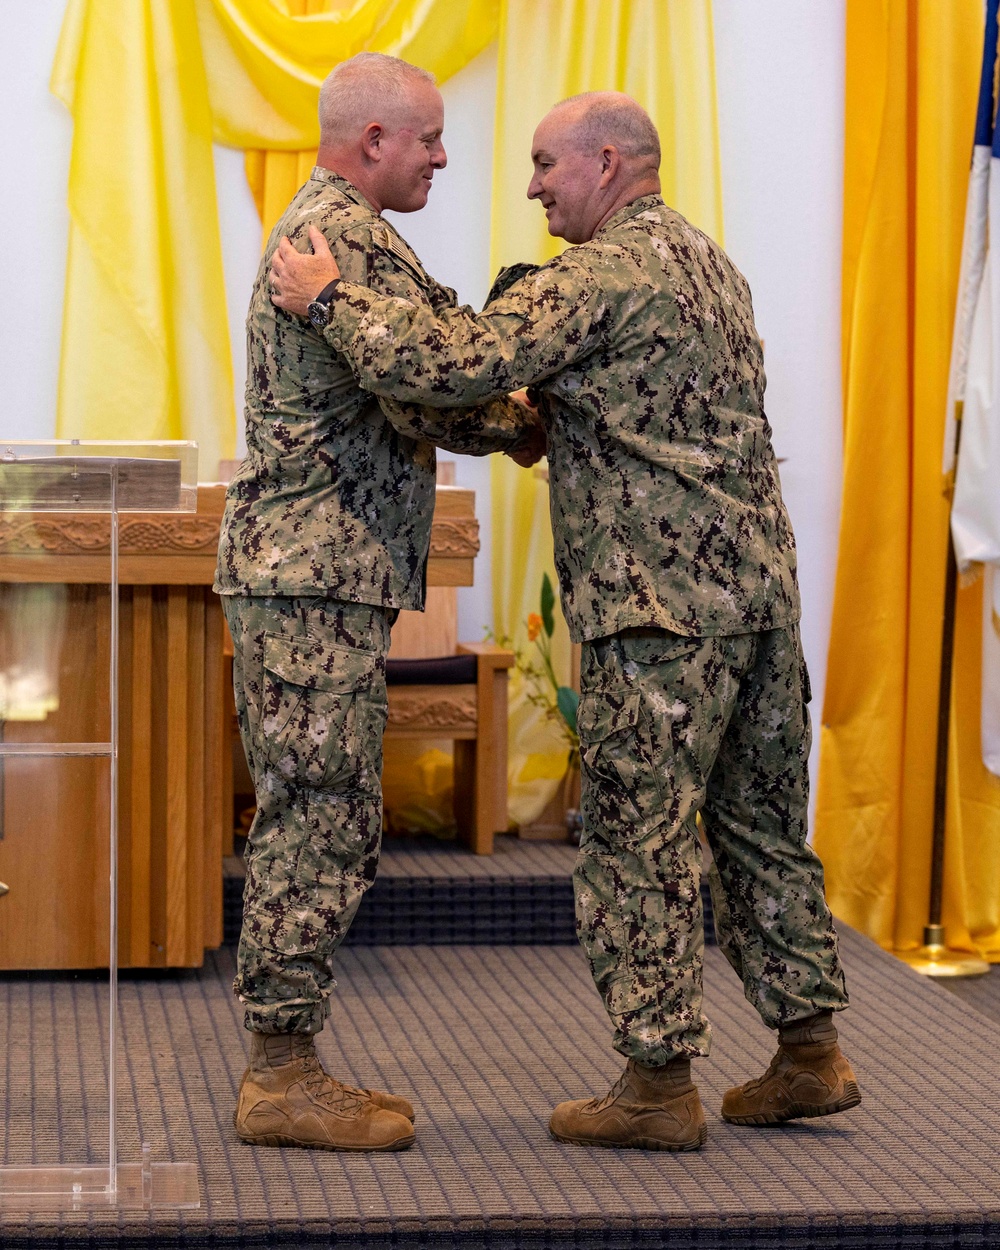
xmin=223 ymin=835 xmax=717 ymax=946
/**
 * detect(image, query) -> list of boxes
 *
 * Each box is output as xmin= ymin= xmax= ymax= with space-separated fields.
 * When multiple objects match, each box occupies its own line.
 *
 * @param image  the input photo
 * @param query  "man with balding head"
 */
xmin=215 ymin=52 xmax=541 ymax=1154
xmin=271 ymin=89 xmax=859 ymax=1152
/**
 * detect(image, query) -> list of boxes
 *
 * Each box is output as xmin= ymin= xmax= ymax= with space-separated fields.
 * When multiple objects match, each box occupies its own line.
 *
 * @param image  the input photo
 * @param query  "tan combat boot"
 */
xmin=721 ymin=1011 xmax=861 ymax=1125
xmin=235 ymin=1032 xmax=416 ymax=1151
xmin=549 ymin=1056 xmax=707 ymax=1151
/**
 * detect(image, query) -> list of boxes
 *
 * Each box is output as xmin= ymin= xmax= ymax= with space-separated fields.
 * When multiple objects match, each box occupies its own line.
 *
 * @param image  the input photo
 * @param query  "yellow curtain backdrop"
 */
xmin=51 ymin=0 xmax=499 ymax=470
xmin=239 ymin=0 xmax=350 ymax=238
xmin=51 ymin=1 xmax=236 ymax=474
xmin=195 ymin=0 xmax=499 ymax=236
xmin=197 ymin=0 xmax=498 ymax=149
xmin=814 ymin=0 xmax=1000 ymax=959
xmin=489 ymin=0 xmax=724 ymax=824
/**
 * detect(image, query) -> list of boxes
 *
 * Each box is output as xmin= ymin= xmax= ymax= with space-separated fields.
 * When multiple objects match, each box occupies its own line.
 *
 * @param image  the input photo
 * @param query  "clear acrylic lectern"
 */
xmin=0 ymin=441 xmax=200 ymax=1209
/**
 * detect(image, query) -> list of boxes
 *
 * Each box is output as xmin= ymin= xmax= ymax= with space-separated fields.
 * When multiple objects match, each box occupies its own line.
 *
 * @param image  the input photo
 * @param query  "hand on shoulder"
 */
xmin=270 ymin=224 xmax=342 ymax=316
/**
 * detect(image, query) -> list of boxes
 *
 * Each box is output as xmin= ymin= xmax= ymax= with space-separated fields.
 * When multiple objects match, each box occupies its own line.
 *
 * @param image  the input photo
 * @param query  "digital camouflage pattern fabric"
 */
xmin=223 ymin=594 xmax=391 ymax=1035
xmin=575 ymin=627 xmax=848 ymax=1065
xmin=214 ymin=169 xmax=531 ymax=609
xmin=318 ymin=194 xmax=802 ymax=641
xmin=316 ymin=192 xmax=847 ymax=1057
xmin=215 ymin=170 xmax=536 ymax=1037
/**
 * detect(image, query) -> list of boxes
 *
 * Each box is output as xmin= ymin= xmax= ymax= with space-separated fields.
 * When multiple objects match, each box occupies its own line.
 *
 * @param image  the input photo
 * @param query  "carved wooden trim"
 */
xmin=386 ymin=685 xmax=478 ymax=731
xmin=0 ymin=496 xmax=478 ymax=562
xmin=0 ymin=516 xmax=220 ymax=556
xmin=428 ymin=518 xmax=479 ymax=559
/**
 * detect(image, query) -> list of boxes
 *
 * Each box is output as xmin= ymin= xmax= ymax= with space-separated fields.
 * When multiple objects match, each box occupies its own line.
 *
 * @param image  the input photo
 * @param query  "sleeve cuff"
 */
xmin=318 ymin=280 xmax=381 ymax=354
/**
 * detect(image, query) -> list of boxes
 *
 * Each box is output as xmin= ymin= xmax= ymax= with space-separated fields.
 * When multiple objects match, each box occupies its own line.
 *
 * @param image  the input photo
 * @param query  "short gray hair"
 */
xmin=319 ymin=52 xmax=436 ymax=142
xmin=552 ymin=92 xmax=660 ymax=168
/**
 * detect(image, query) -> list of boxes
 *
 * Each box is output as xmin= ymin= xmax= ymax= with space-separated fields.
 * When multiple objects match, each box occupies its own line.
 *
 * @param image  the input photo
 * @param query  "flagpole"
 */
xmin=898 ymin=401 xmax=989 ymax=978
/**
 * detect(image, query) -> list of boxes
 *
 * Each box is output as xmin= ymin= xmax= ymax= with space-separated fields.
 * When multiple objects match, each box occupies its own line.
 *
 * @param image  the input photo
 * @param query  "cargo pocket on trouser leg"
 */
xmin=261 ymin=631 xmax=379 ymax=791
xmin=246 ymin=632 xmax=383 ymax=964
xmin=577 ymin=689 xmax=664 ymax=841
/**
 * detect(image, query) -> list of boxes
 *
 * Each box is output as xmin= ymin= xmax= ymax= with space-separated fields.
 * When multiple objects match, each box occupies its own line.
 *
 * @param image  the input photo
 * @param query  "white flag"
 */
xmin=946 ymin=0 xmax=1000 ymax=775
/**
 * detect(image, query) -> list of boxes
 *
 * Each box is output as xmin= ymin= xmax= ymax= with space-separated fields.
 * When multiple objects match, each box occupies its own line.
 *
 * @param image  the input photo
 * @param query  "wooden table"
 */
xmin=0 ymin=484 xmax=479 ymax=969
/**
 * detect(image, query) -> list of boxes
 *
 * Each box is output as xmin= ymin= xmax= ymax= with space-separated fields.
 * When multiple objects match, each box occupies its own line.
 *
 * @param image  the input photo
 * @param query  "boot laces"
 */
xmin=298 ymin=1055 xmax=367 ymax=1113
xmin=741 ymin=1049 xmax=785 ymax=1096
xmin=590 ymin=1067 xmax=632 ymax=1113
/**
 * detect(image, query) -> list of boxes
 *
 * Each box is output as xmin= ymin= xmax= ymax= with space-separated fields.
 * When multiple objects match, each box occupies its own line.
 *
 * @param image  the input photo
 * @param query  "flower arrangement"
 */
xmin=519 ymin=572 xmax=579 ymax=761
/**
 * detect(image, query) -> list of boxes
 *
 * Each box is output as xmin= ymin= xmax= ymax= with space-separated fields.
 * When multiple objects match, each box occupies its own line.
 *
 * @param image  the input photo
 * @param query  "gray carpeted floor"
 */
xmin=937 ymin=963 xmax=1000 ymax=1022
xmin=1 ymin=927 xmax=999 ymax=1247
xmin=370 ymin=833 xmax=580 ymax=877
xmin=226 ymin=833 xmax=581 ymax=884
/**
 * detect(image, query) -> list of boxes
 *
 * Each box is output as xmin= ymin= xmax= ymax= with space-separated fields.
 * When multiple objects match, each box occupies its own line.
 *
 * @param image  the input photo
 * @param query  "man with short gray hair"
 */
xmin=549 ymin=90 xmax=661 ymax=165
xmin=270 ymin=89 xmax=858 ymax=1152
xmin=216 ymin=51 xmax=541 ymax=1153
xmin=319 ymin=51 xmax=435 ymax=137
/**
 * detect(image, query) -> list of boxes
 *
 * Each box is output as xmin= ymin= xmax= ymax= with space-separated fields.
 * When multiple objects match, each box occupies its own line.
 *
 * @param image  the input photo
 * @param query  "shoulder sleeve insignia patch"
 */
xmin=379 ymin=227 xmax=427 ymax=278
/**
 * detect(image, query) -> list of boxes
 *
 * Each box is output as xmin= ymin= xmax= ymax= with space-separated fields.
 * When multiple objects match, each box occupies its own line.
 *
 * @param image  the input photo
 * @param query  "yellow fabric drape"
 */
xmin=51 ymin=0 xmax=499 ymax=467
xmin=51 ymin=0 xmax=236 ymax=473
xmin=197 ymin=0 xmax=498 ymax=150
xmin=240 ymin=0 xmax=341 ymax=239
xmin=814 ymin=0 xmax=1000 ymax=959
xmin=491 ymin=0 xmax=723 ymax=273
xmin=489 ymin=0 xmax=724 ymax=824
xmin=197 ymin=0 xmax=499 ymax=238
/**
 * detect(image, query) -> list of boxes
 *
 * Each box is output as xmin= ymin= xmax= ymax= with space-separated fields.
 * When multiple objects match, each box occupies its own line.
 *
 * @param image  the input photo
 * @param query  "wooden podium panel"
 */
xmin=0 ymin=481 xmax=228 ymax=969
xmin=0 ymin=584 xmax=112 ymax=968
xmin=0 ymin=484 xmax=479 ymax=969
xmin=118 ymin=585 xmax=226 ymax=968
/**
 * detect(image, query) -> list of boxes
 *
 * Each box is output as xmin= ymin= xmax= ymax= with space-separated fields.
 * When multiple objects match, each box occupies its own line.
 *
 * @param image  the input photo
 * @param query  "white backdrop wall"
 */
xmin=714 ymin=0 xmax=846 ymax=795
xmin=2 ymin=4 xmax=72 ymax=444
xmin=0 ymin=0 xmax=845 ymax=800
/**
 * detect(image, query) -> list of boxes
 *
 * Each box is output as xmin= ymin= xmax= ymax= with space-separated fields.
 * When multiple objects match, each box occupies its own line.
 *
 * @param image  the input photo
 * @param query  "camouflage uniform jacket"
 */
xmin=215 ymin=168 xmax=528 ymax=608
xmin=320 ymin=194 xmax=801 ymax=642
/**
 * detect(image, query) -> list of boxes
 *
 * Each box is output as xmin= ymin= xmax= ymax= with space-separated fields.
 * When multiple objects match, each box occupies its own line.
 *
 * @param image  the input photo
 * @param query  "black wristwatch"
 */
xmin=307 ymin=279 xmax=341 ymax=329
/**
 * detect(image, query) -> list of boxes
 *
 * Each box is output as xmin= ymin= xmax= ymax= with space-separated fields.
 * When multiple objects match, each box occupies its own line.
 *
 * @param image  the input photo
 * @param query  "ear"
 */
xmin=598 ymin=145 xmax=621 ymax=189
xmin=361 ymin=122 xmax=384 ymax=163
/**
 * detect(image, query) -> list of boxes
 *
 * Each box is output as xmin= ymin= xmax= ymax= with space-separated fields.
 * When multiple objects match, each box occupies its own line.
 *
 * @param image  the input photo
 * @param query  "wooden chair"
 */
xmin=384 ymin=642 xmax=514 ymax=855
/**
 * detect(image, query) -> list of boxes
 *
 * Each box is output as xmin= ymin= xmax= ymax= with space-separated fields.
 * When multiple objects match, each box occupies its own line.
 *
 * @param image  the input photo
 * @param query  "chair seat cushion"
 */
xmin=385 ymin=654 xmax=478 ymax=686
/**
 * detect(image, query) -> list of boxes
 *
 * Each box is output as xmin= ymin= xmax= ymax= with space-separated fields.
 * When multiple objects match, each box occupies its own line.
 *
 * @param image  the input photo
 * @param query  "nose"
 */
xmin=527 ymin=171 xmax=542 ymax=200
xmin=431 ymin=139 xmax=447 ymax=170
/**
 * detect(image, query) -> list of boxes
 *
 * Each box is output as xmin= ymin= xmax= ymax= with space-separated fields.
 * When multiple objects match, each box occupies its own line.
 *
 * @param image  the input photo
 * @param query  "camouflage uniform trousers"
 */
xmin=222 ymin=594 xmax=391 ymax=1035
xmin=575 ymin=624 xmax=848 ymax=1066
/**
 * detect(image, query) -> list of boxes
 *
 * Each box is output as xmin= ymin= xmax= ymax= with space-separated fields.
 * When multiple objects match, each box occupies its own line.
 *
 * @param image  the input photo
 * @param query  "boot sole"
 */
xmin=722 ymin=1082 xmax=862 ymax=1126
xmin=549 ymin=1122 xmax=708 ymax=1152
xmin=237 ymin=1129 xmax=416 ymax=1152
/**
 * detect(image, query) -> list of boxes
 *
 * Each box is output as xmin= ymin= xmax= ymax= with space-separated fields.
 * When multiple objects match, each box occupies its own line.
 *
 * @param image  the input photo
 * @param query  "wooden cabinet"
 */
xmin=0 ymin=485 xmax=480 ymax=969
xmin=0 ymin=488 xmax=228 ymax=969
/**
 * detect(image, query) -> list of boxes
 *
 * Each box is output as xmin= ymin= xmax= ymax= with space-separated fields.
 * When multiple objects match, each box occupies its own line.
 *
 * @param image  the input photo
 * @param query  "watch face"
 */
xmin=308 ymin=301 xmax=330 ymax=329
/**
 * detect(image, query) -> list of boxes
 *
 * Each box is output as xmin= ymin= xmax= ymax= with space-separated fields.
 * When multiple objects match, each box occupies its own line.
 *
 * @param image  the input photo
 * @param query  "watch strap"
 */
xmin=312 ymin=279 xmax=341 ymax=307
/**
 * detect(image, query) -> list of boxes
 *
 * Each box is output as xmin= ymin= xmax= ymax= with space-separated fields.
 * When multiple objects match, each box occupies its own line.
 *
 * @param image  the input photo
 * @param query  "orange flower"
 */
xmin=527 ymin=613 xmax=543 ymax=642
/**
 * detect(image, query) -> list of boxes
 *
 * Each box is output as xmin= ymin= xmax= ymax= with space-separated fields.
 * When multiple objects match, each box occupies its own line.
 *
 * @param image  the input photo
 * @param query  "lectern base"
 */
xmin=0 ymin=1158 xmax=199 ymax=1209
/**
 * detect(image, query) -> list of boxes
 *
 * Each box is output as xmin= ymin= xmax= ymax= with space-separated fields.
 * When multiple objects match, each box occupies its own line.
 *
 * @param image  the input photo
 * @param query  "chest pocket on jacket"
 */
xmin=260 ymin=633 xmax=377 ymax=791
